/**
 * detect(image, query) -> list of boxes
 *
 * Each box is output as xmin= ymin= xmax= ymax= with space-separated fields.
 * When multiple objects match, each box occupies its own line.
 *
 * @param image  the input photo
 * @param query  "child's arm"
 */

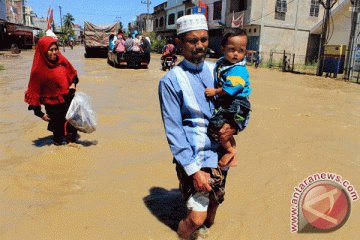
xmin=205 ymin=87 xmax=229 ymax=97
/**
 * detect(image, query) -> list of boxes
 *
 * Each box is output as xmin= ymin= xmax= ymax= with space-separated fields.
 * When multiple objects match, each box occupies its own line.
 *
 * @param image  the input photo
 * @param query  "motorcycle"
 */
xmin=162 ymin=56 xmax=174 ymax=71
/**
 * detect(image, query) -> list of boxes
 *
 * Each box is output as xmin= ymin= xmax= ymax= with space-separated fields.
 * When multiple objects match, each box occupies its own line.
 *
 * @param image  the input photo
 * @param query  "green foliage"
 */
xmin=63 ymin=13 xmax=75 ymax=29
xmin=265 ymin=59 xmax=273 ymax=68
xmin=37 ymin=30 xmax=45 ymax=39
xmin=0 ymin=65 xmax=5 ymax=71
xmin=149 ymin=33 xmax=166 ymax=53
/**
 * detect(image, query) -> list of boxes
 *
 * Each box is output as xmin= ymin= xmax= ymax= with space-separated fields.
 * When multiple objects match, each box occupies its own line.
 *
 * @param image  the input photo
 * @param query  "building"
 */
xmin=23 ymin=5 xmax=35 ymax=27
xmin=128 ymin=20 xmax=137 ymax=35
xmin=5 ymin=0 xmax=24 ymax=24
xmin=33 ymin=16 xmax=48 ymax=31
xmin=153 ymin=0 xmax=200 ymax=38
xmin=72 ymin=24 xmax=82 ymax=38
xmin=149 ymin=0 xmax=354 ymax=65
xmin=136 ymin=13 xmax=153 ymax=33
xmin=153 ymin=2 xmax=167 ymax=35
xmin=212 ymin=0 xmax=352 ymax=64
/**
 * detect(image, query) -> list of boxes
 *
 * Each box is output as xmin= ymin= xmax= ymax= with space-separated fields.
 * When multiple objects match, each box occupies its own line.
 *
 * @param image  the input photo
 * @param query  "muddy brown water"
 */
xmin=1 ymin=46 xmax=360 ymax=239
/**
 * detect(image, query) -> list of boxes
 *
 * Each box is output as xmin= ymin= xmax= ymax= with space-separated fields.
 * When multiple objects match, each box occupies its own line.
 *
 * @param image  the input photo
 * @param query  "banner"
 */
xmin=231 ymin=12 xmax=243 ymax=28
xmin=46 ymin=5 xmax=51 ymax=22
xmin=47 ymin=9 xmax=53 ymax=30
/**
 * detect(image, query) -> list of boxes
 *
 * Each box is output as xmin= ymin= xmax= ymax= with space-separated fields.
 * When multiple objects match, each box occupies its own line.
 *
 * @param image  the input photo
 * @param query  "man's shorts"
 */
xmin=175 ymin=162 xmax=228 ymax=212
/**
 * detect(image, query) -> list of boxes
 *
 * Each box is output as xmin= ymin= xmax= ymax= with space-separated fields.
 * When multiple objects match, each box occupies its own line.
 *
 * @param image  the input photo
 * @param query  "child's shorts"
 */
xmin=208 ymin=97 xmax=251 ymax=139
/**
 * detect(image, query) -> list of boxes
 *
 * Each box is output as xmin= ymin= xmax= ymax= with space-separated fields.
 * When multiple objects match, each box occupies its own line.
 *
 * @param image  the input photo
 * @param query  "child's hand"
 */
xmin=205 ymin=88 xmax=217 ymax=97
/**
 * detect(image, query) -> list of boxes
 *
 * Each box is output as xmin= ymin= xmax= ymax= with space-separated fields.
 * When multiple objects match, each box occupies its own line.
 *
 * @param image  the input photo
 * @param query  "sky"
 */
xmin=27 ymin=0 xmax=166 ymax=30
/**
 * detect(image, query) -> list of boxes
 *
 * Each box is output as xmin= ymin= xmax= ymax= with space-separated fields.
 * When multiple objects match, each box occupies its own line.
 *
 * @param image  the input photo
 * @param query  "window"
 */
xmin=155 ymin=18 xmax=159 ymax=28
xmin=230 ymin=0 xmax=247 ymax=12
xmin=213 ymin=1 xmax=222 ymax=20
xmin=275 ymin=0 xmax=287 ymax=13
xmin=249 ymin=29 xmax=251 ymax=33
xmin=254 ymin=28 xmax=256 ymax=33
xmin=168 ymin=13 xmax=175 ymax=25
xmin=178 ymin=10 xmax=184 ymax=19
xmin=160 ymin=16 xmax=164 ymax=27
xmin=310 ymin=0 xmax=320 ymax=17
xmin=275 ymin=12 xmax=286 ymax=20
xmin=186 ymin=8 xmax=192 ymax=15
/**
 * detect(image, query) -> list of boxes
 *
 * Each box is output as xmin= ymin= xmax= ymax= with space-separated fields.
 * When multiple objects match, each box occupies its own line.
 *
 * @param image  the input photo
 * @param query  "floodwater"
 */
xmin=1 ymin=46 xmax=360 ymax=239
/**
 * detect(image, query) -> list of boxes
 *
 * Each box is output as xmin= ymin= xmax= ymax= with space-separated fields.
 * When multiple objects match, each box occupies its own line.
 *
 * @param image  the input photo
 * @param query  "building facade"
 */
xmin=23 ymin=5 xmax=34 ymax=27
xmin=147 ymin=0 xmax=353 ymax=64
xmin=153 ymin=2 xmax=167 ymax=34
xmin=5 ymin=0 xmax=24 ymax=24
xmin=136 ymin=13 xmax=153 ymax=33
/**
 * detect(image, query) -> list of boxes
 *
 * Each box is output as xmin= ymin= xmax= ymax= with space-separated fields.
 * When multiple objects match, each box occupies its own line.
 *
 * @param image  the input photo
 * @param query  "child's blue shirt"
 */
xmin=214 ymin=57 xmax=251 ymax=98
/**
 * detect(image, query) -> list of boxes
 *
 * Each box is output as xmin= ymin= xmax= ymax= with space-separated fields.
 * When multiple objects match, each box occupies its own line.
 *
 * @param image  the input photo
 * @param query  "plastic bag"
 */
xmin=66 ymin=91 xmax=97 ymax=133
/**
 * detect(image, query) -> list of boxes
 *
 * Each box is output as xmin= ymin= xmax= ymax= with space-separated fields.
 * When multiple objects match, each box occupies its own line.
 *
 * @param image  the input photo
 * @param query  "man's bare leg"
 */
xmin=177 ymin=210 xmax=207 ymax=239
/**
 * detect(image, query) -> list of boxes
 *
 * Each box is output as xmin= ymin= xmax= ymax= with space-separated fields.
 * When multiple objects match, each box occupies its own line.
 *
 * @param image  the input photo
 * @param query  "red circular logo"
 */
xmin=302 ymin=184 xmax=349 ymax=230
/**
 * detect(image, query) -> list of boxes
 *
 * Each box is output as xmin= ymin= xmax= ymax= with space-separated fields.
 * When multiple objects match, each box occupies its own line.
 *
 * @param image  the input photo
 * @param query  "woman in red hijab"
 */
xmin=25 ymin=36 xmax=79 ymax=145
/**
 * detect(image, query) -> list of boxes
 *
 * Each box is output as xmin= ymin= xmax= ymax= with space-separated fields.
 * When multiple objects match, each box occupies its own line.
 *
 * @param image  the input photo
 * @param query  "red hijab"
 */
xmin=25 ymin=36 xmax=77 ymax=106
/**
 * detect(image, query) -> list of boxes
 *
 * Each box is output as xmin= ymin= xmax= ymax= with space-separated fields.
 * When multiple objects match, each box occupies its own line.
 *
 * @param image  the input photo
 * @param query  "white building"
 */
xmin=23 ymin=5 xmax=34 ymax=27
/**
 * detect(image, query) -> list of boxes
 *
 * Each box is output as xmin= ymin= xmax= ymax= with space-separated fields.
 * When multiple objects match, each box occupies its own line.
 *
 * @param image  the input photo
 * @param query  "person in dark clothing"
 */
xmin=25 ymin=36 xmax=79 ymax=145
xmin=141 ymin=34 xmax=151 ymax=53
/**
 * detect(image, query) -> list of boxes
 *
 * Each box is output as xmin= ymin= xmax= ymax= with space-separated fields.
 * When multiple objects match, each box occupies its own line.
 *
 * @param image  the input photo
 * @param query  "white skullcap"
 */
xmin=176 ymin=14 xmax=208 ymax=35
xmin=45 ymin=29 xmax=57 ymax=38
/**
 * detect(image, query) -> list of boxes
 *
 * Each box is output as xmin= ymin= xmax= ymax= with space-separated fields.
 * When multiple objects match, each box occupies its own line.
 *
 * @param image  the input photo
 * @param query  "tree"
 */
xmin=62 ymin=13 xmax=75 ymax=44
xmin=63 ymin=13 xmax=75 ymax=29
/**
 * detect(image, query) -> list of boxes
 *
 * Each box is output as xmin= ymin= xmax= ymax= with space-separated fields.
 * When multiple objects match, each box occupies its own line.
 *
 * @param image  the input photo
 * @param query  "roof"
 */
xmin=0 ymin=18 xmax=41 ymax=30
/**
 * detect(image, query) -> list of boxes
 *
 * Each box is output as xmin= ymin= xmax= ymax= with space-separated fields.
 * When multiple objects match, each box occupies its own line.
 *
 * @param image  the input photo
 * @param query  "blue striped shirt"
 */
xmin=158 ymin=59 xmax=220 ymax=176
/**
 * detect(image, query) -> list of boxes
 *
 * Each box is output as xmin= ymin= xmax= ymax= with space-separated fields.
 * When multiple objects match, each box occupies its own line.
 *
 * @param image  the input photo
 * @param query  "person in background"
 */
xmin=132 ymin=34 xmax=141 ymax=52
xmin=25 ymin=36 xmax=79 ymax=145
xmin=254 ymin=51 xmax=260 ymax=69
xmin=124 ymin=35 xmax=134 ymax=53
xmin=114 ymin=34 xmax=126 ymax=53
xmin=132 ymin=30 xmax=138 ymax=39
xmin=141 ymin=34 xmax=151 ymax=54
xmin=116 ymin=30 xmax=125 ymax=42
xmin=161 ymin=38 xmax=177 ymax=66
xmin=109 ymin=34 xmax=116 ymax=52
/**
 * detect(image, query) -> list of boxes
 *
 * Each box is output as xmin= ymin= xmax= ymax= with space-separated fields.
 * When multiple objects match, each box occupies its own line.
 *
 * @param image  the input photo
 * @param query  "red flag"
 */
xmin=47 ymin=9 xmax=53 ymax=30
xmin=46 ymin=5 xmax=51 ymax=21
xmin=231 ymin=12 xmax=243 ymax=28
xmin=199 ymin=1 xmax=208 ymax=21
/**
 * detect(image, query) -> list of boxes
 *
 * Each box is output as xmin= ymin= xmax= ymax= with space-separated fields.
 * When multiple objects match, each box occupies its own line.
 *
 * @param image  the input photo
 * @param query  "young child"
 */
xmin=205 ymin=29 xmax=251 ymax=169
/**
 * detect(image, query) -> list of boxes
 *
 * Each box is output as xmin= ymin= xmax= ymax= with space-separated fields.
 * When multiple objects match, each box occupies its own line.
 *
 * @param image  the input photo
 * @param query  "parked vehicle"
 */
xmin=84 ymin=21 xmax=121 ymax=58
xmin=108 ymin=51 xmax=150 ymax=68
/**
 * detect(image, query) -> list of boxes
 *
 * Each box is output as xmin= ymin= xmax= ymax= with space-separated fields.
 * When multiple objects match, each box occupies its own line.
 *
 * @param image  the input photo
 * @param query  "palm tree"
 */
xmin=62 ymin=13 xmax=75 ymax=44
xmin=63 ymin=13 xmax=74 ymax=29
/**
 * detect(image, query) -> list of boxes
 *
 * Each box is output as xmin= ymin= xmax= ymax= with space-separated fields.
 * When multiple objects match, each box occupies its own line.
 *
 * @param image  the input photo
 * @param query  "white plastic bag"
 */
xmin=66 ymin=91 xmax=97 ymax=133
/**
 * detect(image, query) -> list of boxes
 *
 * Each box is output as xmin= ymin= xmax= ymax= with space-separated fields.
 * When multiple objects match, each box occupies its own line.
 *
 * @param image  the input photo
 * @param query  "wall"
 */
xmin=260 ymin=26 xmax=309 ymax=64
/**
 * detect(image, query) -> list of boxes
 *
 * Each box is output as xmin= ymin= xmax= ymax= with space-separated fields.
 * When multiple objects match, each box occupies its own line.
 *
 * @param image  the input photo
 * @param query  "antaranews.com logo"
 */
xmin=290 ymin=172 xmax=358 ymax=233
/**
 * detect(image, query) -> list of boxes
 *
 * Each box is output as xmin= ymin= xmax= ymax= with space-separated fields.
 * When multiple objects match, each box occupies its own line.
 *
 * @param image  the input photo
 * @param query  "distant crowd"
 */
xmin=109 ymin=30 xmax=151 ymax=54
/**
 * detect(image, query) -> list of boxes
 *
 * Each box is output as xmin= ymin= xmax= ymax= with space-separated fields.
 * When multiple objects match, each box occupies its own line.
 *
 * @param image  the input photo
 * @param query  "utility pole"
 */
xmin=59 ymin=6 xmax=65 ymax=52
xmin=344 ymin=0 xmax=360 ymax=80
xmin=316 ymin=0 xmax=336 ymax=76
xmin=141 ymin=0 xmax=151 ymax=32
